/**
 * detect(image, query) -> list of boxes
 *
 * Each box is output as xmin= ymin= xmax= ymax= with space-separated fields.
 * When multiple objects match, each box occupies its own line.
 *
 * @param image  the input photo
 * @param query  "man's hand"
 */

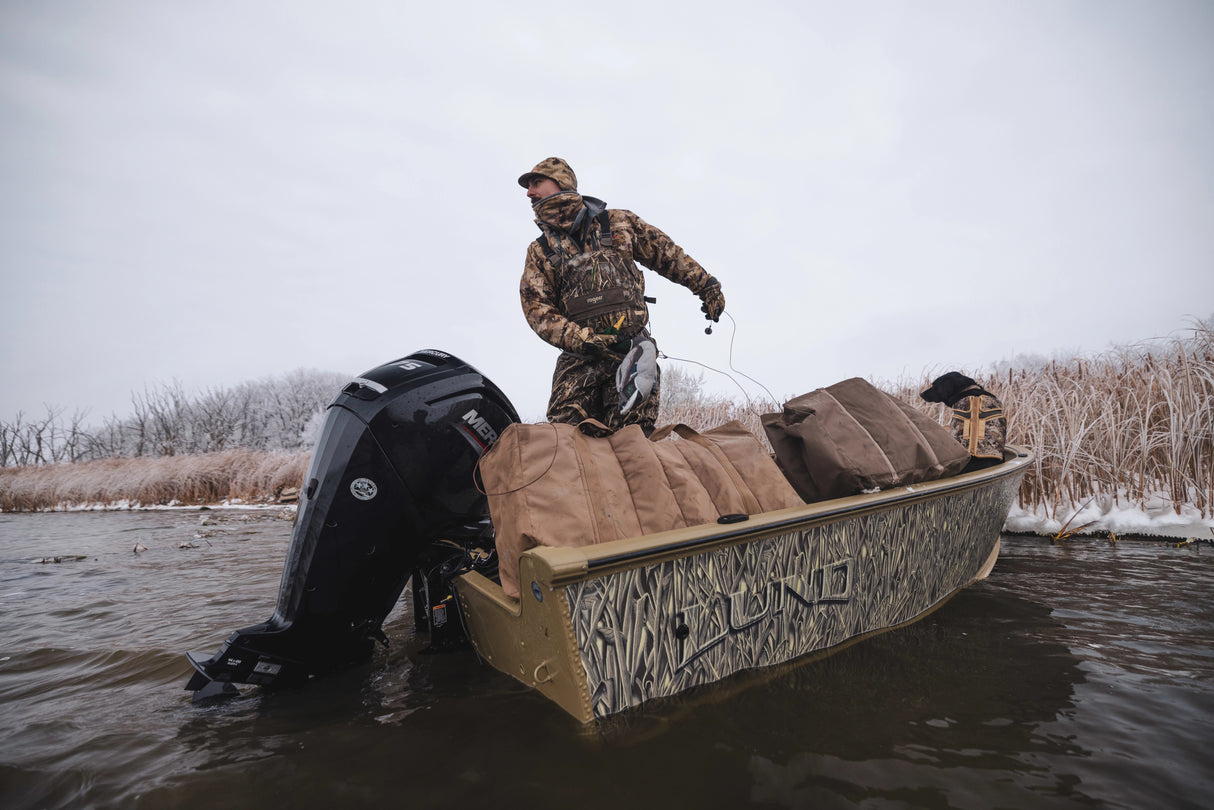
xmin=699 ymin=277 xmax=725 ymax=322
xmin=577 ymin=328 xmax=621 ymax=357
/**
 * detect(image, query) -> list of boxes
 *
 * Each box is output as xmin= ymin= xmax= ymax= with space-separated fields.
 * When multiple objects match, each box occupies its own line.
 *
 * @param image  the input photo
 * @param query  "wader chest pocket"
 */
xmin=563 ymin=287 xmax=633 ymax=323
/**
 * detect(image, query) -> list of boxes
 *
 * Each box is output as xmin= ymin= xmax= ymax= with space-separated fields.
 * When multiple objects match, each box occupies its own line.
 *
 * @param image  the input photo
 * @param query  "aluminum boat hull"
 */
xmin=454 ymin=447 xmax=1031 ymax=722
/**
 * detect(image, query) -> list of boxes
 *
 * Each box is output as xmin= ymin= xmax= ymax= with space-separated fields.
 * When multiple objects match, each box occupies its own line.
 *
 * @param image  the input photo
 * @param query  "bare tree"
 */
xmin=0 ymin=412 xmax=22 ymax=466
xmin=0 ymin=406 xmax=91 ymax=466
xmin=195 ymin=387 xmax=240 ymax=452
xmin=1 ymin=367 xmax=349 ymax=465
xmin=49 ymin=409 xmax=91 ymax=463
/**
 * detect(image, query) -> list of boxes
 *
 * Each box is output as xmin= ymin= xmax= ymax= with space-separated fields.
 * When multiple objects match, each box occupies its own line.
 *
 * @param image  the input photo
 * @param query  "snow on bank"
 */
xmin=1007 ymin=493 xmax=1214 ymax=540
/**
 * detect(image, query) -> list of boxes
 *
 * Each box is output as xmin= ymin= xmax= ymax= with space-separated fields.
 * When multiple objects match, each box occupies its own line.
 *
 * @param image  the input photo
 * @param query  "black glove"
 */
xmin=577 ymin=329 xmax=621 ymax=357
xmin=698 ymin=277 xmax=725 ymax=322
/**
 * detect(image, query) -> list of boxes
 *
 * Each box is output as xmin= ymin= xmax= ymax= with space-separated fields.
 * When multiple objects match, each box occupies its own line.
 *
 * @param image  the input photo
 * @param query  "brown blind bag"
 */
xmin=477 ymin=419 xmax=803 ymax=598
xmin=761 ymin=377 xmax=970 ymax=504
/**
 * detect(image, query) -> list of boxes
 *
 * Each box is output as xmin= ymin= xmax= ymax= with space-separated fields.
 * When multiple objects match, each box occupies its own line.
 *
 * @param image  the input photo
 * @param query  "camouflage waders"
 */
xmin=547 ymin=348 xmax=661 ymax=434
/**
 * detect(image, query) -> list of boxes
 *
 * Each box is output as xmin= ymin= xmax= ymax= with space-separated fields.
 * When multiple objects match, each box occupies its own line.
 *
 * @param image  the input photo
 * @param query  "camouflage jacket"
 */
xmin=520 ymin=191 xmax=714 ymax=353
xmin=950 ymin=391 xmax=1007 ymax=460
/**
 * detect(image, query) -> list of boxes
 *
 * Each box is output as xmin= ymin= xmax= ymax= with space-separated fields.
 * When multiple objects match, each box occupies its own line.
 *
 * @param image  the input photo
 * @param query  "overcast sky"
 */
xmin=2 ymin=0 xmax=1211 ymax=423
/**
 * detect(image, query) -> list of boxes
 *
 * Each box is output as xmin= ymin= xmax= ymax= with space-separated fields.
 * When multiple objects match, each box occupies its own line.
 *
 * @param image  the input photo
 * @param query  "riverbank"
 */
xmin=4 ymin=445 xmax=1212 ymax=543
xmin=0 ymin=449 xmax=307 ymax=512
xmin=1006 ymin=501 xmax=1213 ymax=543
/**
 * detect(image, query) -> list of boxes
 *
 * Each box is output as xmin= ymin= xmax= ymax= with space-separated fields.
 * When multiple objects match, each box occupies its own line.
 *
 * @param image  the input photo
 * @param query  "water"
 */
xmin=1 ymin=510 xmax=1211 ymax=810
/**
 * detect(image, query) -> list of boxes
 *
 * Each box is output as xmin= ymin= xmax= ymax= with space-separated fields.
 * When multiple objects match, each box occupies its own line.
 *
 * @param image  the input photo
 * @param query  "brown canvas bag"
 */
xmin=761 ymin=378 xmax=971 ymax=504
xmin=478 ymin=419 xmax=802 ymax=598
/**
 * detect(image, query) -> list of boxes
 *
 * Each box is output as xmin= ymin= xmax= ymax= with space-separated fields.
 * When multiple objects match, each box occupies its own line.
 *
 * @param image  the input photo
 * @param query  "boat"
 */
xmin=184 ymin=350 xmax=1031 ymax=723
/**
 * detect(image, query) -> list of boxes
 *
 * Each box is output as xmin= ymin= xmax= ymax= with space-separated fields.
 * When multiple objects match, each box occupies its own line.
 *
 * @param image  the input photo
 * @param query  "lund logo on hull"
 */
xmin=673 ymin=559 xmax=852 ymax=670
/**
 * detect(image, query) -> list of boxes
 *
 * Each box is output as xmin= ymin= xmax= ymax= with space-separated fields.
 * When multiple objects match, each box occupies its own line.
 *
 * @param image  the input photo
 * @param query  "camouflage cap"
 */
xmin=518 ymin=157 xmax=577 ymax=191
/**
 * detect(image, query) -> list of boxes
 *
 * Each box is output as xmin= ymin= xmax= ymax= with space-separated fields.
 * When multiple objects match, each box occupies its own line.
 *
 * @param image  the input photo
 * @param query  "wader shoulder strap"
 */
xmin=592 ymin=212 xmax=653 ymax=303
xmin=596 ymin=210 xmax=612 ymax=246
xmin=535 ymin=210 xmax=612 ymax=260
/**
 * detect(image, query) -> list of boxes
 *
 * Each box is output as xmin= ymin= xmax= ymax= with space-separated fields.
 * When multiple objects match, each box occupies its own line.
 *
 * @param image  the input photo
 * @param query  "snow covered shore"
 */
xmin=1006 ymin=496 xmax=1214 ymax=541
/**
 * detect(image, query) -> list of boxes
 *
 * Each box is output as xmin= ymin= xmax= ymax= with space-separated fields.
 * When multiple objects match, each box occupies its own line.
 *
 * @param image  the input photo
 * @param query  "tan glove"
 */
xmin=699 ymin=277 xmax=725 ymax=322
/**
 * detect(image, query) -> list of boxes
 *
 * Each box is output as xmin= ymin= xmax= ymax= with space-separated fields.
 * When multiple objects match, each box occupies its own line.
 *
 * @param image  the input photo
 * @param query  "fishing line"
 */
xmin=659 ymin=311 xmax=781 ymax=408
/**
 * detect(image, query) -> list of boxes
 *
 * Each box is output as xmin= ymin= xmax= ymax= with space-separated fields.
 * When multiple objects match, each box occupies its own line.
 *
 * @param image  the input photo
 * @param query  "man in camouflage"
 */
xmin=518 ymin=157 xmax=725 ymax=434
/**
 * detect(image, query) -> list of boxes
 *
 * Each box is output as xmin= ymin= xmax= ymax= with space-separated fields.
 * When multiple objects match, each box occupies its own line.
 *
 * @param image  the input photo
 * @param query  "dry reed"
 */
xmin=656 ymin=366 xmax=780 ymax=449
xmin=885 ymin=322 xmax=1213 ymax=520
xmin=0 ymin=449 xmax=308 ymax=511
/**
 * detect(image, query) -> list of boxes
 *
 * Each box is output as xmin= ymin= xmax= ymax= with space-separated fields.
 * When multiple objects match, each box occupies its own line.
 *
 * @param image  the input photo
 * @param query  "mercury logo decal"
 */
xmin=350 ymin=478 xmax=378 ymax=501
xmin=673 ymin=558 xmax=853 ymax=670
xmin=459 ymin=409 xmax=499 ymax=450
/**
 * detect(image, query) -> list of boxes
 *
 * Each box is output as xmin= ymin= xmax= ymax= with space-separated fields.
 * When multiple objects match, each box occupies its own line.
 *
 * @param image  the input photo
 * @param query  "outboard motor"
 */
xmin=185 ymin=350 xmax=518 ymax=698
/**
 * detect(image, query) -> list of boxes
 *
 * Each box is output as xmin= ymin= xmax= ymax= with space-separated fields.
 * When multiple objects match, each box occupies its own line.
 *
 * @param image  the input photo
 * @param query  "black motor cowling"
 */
xmin=185 ymin=350 xmax=518 ymax=698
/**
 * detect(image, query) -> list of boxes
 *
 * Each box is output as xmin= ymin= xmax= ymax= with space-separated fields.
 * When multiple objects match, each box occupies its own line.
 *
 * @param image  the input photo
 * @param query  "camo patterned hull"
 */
xmin=455 ymin=448 xmax=1030 ymax=723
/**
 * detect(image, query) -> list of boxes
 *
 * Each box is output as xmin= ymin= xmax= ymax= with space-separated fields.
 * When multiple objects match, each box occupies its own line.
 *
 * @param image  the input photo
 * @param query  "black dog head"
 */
xmin=920 ymin=371 xmax=986 ymax=405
